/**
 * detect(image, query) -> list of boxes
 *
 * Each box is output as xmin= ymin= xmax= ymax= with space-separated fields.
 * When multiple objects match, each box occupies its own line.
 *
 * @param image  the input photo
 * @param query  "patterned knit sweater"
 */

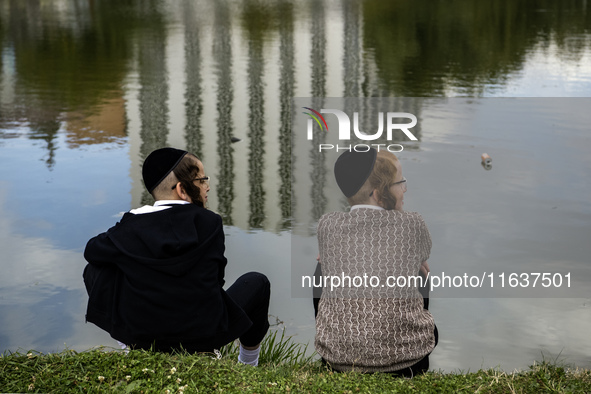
xmin=315 ymin=208 xmax=435 ymax=372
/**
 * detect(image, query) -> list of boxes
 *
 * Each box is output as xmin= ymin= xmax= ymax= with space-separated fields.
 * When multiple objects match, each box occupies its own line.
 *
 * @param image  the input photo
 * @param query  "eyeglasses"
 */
xmin=194 ymin=176 xmax=210 ymax=185
xmin=369 ymin=177 xmax=407 ymax=197
xmin=393 ymin=177 xmax=407 ymax=187
xmin=171 ymin=176 xmax=211 ymax=189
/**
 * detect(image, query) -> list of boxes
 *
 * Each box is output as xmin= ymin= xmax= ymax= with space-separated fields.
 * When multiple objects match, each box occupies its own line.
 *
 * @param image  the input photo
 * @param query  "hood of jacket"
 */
xmin=105 ymin=204 xmax=223 ymax=276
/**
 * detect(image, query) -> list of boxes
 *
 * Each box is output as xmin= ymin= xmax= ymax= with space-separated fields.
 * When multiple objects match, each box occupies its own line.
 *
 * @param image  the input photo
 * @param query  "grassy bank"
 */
xmin=2 ymin=332 xmax=589 ymax=393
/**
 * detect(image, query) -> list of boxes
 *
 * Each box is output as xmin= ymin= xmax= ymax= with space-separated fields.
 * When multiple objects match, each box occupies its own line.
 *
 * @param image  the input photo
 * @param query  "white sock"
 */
xmin=238 ymin=345 xmax=260 ymax=366
xmin=116 ymin=340 xmax=129 ymax=354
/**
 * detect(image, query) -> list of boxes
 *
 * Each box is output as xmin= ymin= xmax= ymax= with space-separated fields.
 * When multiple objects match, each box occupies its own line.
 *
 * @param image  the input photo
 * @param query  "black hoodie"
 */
xmin=83 ymin=203 xmax=251 ymax=352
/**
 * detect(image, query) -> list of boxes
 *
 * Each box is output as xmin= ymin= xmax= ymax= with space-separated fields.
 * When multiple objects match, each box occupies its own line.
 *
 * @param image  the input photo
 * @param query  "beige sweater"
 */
xmin=315 ymin=208 xmax=435 ymax=372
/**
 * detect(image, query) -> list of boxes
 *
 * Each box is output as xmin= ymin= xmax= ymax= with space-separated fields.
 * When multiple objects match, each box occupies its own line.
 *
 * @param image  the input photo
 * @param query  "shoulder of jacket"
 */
xmin=394 ymin=210 xmax=423 ymax=220
xmin=318 ymin=211 xmax=349 ymax=223
xmin=177 ymin=204 xmax=219 ymax=216
xmin=407 ymin=210 xmax=422 ymax=218
xmin=401 ymin=211 xmax=429 ymax=230
xmin=190 ymin=205 xmax=224 ymax=227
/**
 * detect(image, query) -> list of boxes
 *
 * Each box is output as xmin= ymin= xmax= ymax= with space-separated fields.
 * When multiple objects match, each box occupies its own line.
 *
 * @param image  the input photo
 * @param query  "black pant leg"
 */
xmin=419 ymin=270 xmax=430 ymax=310
xmin=226 ymin=272 xmax=271 ymax=347
xmin=313 ymin=262 xmax=323 ymax=318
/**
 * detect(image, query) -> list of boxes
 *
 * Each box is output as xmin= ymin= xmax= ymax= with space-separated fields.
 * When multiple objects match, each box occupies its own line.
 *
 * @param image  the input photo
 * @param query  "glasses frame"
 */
xmin=171 ymin=176 xmax=211 ymax=190
xmin=392 ymin=177 xmax=406 ymax=187
xmin=369 ymin=177 xmax=407 ymax=197
xmin=193 ymin=176 xmax=210 ymax=184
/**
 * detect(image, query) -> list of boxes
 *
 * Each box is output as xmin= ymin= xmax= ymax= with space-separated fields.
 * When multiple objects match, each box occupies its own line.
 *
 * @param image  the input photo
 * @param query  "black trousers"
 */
xmin=226 ymin=272 xmax=271 ymax=347
xmin=84 ymin=265 xmax=270 ymax=351
xmin=312 ymin=263 xmax=438 ymax=377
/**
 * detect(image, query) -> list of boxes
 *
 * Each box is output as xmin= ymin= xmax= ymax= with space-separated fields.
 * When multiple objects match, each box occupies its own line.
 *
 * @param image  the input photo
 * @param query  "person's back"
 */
xmin=84 ymin=147 xmax=270 ymax=364
xmin=315 ymin=208 xmax=434 ymax=372
xmin=84 ymin=202 xmax=250 ymax=352
xmin=314 ymin=148 xmax=437 ymax=375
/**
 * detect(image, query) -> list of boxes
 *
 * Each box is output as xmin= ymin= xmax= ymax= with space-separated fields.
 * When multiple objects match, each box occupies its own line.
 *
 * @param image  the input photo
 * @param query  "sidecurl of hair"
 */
xmin=368 ymin=151 xmax=398 ymax=210
xmin=347 ymin=151 xmax=399 ymax=210
xmin=173 ymin=153 xmax=205 ymax=208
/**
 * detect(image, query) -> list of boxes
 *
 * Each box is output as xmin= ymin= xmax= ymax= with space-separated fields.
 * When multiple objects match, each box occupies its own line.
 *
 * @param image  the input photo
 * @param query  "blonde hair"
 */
xmin=347 ymin=151 xmax=399 ymax=210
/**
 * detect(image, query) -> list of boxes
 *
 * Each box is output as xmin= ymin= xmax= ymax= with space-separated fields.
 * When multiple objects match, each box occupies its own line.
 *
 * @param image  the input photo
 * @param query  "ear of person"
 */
xmin=370 ymin=189 xmax=380 ymax=205
xmin=174 ymin=182 xmax=191 ymax=202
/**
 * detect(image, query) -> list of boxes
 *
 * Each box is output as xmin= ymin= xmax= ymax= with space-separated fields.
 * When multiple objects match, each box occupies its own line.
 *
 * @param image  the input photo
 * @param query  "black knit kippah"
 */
xmin=142 ymin=147 xmax=188 ymax=193
xmin=334 ymin=148 xmax=377 ymax=198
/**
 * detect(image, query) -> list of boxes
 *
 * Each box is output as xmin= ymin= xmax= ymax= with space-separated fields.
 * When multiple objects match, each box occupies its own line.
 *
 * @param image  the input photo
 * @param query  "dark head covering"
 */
xmin=142 ymin=147 xmax=188 ymax=193
xmin=334 ymin=148 xmax=377 ymax=198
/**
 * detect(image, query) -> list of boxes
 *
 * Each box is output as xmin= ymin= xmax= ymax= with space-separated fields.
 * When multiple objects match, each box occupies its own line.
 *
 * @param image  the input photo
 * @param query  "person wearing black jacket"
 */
xmin=83 ymin=147 xmax=270 ymax=366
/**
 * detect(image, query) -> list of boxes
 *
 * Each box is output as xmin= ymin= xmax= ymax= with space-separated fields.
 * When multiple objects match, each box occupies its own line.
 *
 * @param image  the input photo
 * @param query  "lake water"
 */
xmin=1 ymin=0 xmax=590 ymax=372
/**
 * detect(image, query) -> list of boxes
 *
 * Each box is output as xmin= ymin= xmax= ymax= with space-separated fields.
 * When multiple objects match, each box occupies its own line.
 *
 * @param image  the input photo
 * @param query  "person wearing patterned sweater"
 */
xmin=314 ymin=148 xmax=437 ymax=376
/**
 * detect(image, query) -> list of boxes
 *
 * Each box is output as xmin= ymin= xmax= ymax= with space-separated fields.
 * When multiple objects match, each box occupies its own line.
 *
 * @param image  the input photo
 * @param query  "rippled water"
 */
xmin=0 ymin=0 xmax=590 ymax=371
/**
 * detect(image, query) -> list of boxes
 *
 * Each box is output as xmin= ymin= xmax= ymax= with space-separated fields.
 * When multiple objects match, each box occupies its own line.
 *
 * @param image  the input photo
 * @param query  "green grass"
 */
xmin=219 ymin=328 xmax=314 ymax=366
xmin=1 ymin=329 xmax=590 ymax=393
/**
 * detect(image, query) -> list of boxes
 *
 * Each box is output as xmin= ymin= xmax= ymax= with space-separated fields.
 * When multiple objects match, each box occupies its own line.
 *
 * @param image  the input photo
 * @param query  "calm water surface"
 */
xmin=0 ymin=0 xmax=590 ymax=372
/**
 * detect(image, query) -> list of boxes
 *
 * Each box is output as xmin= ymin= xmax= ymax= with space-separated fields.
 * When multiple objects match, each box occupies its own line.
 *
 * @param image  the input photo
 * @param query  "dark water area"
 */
xmin=0 ymin=0 xmax=590 ymax=372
